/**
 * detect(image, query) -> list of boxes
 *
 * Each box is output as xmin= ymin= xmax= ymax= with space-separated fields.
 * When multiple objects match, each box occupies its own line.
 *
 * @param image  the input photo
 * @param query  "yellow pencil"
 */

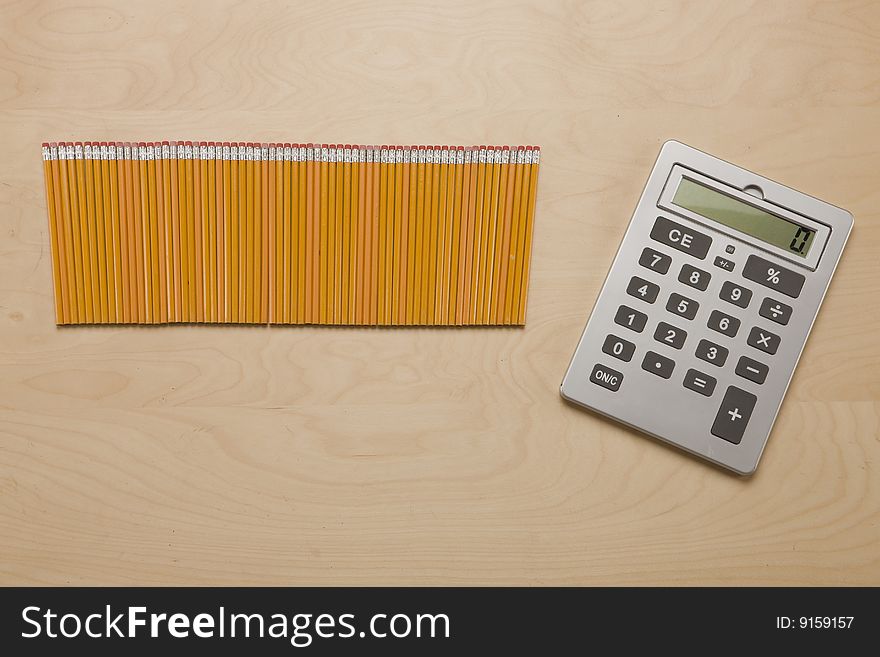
xmin=214 ymin=143 xmax=224 ymax=323
xmin=231 ymin=144 xmax=242 ymax=323
xmin=273 ymin=143 xmax=284 ymax=323
xmin=426 ymin=146 xmax=440 ymax=324
xmin=503 ymin=147 xmax=525 ymax=324
xmin=334 ymin=145 xmax=344 ymax=323
xmin=260 ymin=143 xmax=270 ymax=323
xmin=469 ymin=147 xmax=487 ymax=324
xmin=326 ymin=145 xmax=336 ymax=324
xmin=297 ymin=145 xmax=307 ymax=323
xmin=340 ymin=145 xmax=352 ymax=324
xmin=42 ymin=145 xmax=63 ymax=323
xmin=87 ymin=142 xmax=110 ymax=324
xmin=391 ymin=147 xmax=403 ymax=325
xmin=148 ymin=143 xmax=162 ymax=323
xmin=516 ymin=147 xmax=540 ymax=323
xmin=352 ymin=146 xmax=364 ymax=324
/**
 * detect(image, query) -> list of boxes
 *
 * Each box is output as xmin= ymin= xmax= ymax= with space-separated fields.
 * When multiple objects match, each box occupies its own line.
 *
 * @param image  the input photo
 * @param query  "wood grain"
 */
xmin=1 ymin=0 xmax=878 ymax=585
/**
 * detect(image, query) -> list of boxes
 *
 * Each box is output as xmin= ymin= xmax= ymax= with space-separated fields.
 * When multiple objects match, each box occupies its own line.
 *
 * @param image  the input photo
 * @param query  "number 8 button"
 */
xmin=678 ymin=264 xmax=711 ymax=291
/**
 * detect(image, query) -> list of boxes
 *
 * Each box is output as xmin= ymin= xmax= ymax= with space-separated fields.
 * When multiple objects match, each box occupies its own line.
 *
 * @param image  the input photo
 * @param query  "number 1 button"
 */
xmin=614 ymin=305 xmax=648 ymax=333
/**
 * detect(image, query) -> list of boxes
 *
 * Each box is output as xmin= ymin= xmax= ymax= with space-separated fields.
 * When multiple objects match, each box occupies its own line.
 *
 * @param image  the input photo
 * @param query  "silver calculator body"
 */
xmin=561 ymin=141 xmax=853 ymax=474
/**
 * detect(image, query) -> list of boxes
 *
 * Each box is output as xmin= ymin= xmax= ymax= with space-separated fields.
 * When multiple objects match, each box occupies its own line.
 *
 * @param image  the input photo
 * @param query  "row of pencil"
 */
xmin=41 ymin=142 xmax=540 ymax=325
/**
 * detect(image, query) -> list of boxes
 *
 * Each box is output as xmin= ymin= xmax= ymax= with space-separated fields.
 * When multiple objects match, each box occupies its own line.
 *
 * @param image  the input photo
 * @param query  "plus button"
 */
xmin=728 ymin=408 xmax=742 ymax=422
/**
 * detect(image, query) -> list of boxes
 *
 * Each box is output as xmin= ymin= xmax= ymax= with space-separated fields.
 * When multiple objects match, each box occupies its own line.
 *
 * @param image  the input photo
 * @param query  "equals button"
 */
xmin=684 ymin=369 xmax=717 ymax=396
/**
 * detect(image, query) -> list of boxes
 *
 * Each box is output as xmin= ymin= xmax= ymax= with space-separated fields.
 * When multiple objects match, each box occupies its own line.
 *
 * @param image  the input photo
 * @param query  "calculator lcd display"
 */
xmin=672 ymin=178 xmax=815 ymax=257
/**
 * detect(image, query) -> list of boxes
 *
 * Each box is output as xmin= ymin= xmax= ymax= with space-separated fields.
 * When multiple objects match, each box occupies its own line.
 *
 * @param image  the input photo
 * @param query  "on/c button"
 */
xmin=590 ymin=363 xmax=623 ymax=392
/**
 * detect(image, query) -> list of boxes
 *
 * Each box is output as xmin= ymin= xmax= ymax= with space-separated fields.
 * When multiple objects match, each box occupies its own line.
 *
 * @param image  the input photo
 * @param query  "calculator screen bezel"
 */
xmin=657 ymin=165 xmax=831 ymax=271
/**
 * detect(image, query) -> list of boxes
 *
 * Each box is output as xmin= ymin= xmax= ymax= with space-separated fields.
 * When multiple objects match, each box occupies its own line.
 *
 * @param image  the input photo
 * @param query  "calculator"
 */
xmin=560 ymin=141 xmax=853 ymax=474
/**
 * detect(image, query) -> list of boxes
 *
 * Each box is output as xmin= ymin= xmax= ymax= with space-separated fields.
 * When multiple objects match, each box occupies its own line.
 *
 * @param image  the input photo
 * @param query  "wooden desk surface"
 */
xmin=1 ymin=0 xmax=878 ymax=586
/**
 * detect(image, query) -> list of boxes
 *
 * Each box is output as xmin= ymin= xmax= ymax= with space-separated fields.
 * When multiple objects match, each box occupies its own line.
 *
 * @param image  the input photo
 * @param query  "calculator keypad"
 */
xmin=678 ymin=263 xmax=711 ymax=291
xmin=590 ymin=215 xmax=803 ymax=450
xmin=627 ymin=276 xmax=660 ymax=303
xmin=707 ymin=310 xmax=740 ymax=337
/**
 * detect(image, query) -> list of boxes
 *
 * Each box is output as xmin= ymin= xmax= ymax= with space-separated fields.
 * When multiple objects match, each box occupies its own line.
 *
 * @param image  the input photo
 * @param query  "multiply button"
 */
xmin=650 ymin=216 xmax=712 ymax=259
xmin=711 ymin=386 xmax=757 ymax=445
xmin=747 ymin=326 xmax=781 ymax=355
xmin=759 ymin=297 xmax=792 ymax=326
xmin=590 ymin=363 xmax=623 ymax=392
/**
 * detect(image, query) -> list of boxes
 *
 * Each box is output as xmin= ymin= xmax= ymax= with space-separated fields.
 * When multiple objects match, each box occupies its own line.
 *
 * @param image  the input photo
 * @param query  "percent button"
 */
xmin=742 ymin=255 xmax=805 ymax=298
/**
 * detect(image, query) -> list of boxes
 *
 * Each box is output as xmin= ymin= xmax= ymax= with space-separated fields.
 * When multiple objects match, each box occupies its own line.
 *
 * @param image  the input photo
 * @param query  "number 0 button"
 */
xmin=626 ymin=276 xmax=660 ymax=303
xmin=678 ymin=263 xmax=711 ymax=291
xmin=602 ymin=334 xmax=636 ymax=362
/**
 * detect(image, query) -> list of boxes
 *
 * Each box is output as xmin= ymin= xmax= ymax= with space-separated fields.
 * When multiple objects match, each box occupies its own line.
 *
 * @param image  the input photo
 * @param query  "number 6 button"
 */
xmin=708 ymin=310 xmax=740 ymax=337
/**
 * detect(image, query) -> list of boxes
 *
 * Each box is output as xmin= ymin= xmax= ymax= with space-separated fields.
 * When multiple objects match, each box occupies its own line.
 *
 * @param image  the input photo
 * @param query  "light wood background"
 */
xmin=1 ymin=0 xmax=878 ymax=586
